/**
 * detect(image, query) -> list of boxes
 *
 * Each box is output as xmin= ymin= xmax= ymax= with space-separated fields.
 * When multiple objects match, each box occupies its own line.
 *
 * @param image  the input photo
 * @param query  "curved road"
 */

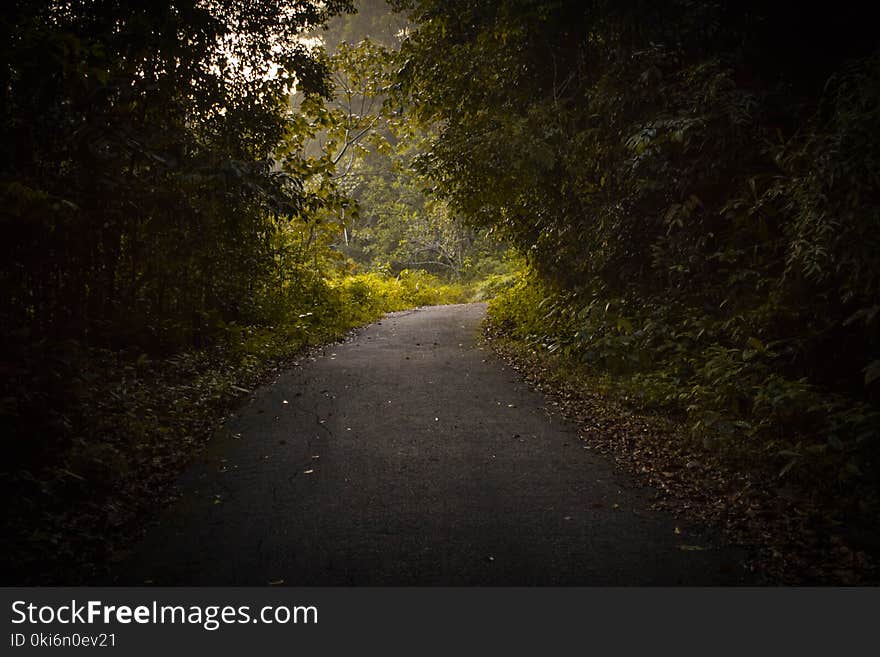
xmin=122 ymin=303 xmax=749 ymax=585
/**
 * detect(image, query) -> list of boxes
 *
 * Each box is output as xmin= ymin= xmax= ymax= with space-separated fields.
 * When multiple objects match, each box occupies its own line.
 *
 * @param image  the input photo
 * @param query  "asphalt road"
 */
xmin=121 ymin=303 xmax=750 ymax=585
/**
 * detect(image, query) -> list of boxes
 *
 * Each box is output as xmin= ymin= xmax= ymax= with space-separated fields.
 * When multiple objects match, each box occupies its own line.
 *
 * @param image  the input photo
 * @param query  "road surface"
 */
xmin=121 ymin=303 xmax=749 ymax=585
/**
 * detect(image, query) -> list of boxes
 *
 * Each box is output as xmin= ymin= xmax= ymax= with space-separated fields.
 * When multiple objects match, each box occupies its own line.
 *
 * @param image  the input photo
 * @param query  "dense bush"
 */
xmin=490 ymin=270 xmax=878 ymax=482
xmin=397 ymin=0 xmax=880 ymax=482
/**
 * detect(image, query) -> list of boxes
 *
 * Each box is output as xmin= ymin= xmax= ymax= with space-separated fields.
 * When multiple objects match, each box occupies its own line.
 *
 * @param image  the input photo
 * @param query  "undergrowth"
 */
xmin=487 ymin=270 xmax=880 ymax=553
xmin=0 ymin=269 xmax=466 ymax=584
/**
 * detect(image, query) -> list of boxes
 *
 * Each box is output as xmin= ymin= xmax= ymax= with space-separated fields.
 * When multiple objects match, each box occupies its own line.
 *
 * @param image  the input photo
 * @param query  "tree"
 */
xmin=1 ymin=0 xmax=353 ymax=349
xmin=287 ymin=3 xmax=508 ymax=279
xmin=393 ymin=0 xmax=880 ymax=475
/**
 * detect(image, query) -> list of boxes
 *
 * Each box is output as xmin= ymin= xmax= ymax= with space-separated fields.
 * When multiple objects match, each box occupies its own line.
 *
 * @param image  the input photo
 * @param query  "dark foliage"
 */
xmin=395 ymin=1 xmax=879 ymax=488
xmin=0 ymin=0 xmax=354 ymax=468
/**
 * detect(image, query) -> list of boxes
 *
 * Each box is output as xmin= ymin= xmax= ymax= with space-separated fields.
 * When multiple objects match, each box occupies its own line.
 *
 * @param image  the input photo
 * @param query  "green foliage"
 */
xmin=398 ymin=0 xmax=880 ymax=485
xmin=333 ymin=269 xmax=466 ymax=313
xmin=290 ymin=22 xmax=512 ymax=281
xmin=469 ymin=271 xmax=520 ymax=302
xmin=0 ymin=0 xmax=355 ymax=349
xmin=0 ymin=0 xmax=362 ymax=478
xmin=490 ymin=270 xmax=879 ymax=484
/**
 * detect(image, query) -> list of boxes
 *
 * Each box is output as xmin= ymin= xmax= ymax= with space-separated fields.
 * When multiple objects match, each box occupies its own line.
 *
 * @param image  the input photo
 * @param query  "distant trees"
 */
xmin=289 ymin=1 xmax=509 ymax=279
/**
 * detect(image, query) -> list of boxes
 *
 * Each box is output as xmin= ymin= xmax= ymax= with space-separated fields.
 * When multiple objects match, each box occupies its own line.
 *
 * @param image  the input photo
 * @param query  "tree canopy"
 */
xmin=390 ymin=0 xmax=880 ymax=484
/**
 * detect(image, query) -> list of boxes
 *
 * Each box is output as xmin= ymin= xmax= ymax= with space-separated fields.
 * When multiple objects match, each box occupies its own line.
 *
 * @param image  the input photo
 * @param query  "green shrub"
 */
xmin=489 ymin=269 xmax=880 ymax=482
